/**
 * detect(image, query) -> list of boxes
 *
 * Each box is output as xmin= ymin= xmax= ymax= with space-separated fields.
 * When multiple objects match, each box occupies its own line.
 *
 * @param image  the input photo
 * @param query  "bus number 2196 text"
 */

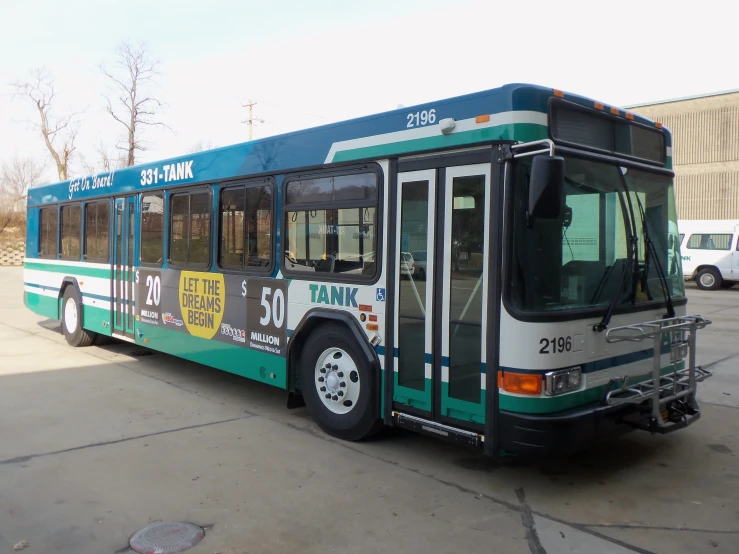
xmin=406 ymin=109 xmax=436 ymax=128
xmin=539 ymin=336 xmax=572 ymax=354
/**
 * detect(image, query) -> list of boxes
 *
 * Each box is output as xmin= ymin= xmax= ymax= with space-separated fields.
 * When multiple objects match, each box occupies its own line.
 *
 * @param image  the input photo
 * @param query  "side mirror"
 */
xmin=528 ymin=155 xmax=565 ymax=223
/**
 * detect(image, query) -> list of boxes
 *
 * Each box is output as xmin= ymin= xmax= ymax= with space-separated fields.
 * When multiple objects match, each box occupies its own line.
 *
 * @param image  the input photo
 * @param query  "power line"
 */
xmin=249 ymin=99 xmax=332 ymax=121
xmin=241 ymin=100 xmax=264 ymax=140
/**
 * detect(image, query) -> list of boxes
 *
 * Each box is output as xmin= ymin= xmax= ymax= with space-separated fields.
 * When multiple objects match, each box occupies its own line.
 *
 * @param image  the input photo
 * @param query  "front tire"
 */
xmin=696 ymin=268 xmax=721 ymax=291
xmin=417 ymin=267 xmax=426 ymax=281
xmin=61 ymin=287 xmax=95 ymax=347
xmin=300 ymin=323 xmax=381 ymax=441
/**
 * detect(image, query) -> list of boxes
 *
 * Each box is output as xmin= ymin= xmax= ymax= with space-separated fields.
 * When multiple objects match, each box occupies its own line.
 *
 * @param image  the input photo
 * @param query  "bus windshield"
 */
xmin=508 ymin=155 xmax=685 ymax=314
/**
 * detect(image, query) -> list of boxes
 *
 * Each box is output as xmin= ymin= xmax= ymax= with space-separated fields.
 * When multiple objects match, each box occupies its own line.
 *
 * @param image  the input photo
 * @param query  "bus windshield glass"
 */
xmin=509 ymin=156 xmax=684 ymax=314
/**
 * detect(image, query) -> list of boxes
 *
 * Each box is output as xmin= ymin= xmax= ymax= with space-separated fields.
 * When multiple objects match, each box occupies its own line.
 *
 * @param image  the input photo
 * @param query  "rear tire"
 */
xmin=696 ymin=268 xmax=721 ymax=291
xmin=61 ymin=287 xmax=95 ymax=347
xmin=417 ymin=267 xmax=426 ymax=281
xmin=300 ymin=323 xmax=382 ymax=441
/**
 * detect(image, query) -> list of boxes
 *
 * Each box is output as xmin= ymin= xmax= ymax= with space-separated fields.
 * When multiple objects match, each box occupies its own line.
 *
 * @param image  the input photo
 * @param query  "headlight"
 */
xmin=544 ymin=367 xmax=582 ymax=396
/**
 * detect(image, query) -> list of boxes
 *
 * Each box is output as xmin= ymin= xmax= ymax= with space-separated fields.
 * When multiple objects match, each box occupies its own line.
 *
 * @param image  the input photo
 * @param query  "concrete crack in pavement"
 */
xmin=700 ymin=353 xmax=739 ymax=370
xmin=516 ymin=487 xmax=546 ymax=554
xmin=584 ymin=522 xmax=739 ymax=535
xmin=0 ymin=415 xmax=252 ymax=465
xmin=274 ymin=419 xmax=658 ymax=554
xmin=0 ymin=318 xmax=724 ymax=553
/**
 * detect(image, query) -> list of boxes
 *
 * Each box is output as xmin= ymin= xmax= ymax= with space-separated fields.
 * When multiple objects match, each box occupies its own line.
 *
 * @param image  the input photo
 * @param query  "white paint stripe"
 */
xmin=82 ymin=297 xmax=111 ymax=311
xmin=24 ymin=285 xmax=58 ymax=299
xmin=24 ymin=268 xmax=64 ymax=289
xmin=325 ymin=111 xmax=548 ymax=162
xmin=26 ymin=282 xmax=111 ymax=311
xmin=24 ymin=269 xmax=111 ymax=297
xmin=24 ymin=258 xmax=111 ymax=270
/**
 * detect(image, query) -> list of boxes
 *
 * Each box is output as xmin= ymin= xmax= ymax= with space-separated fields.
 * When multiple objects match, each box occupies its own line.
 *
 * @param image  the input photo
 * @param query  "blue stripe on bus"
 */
xmin=84 ymin=292 xmax=113 ymax=302
xmin=24 ymin=281 xmax=59 ymax=292
xmin=501 ymin=347 xmax=671 ymax=375
xmin=264 ymin=333 xmax=666 ymax=377
xmin=388 ymin=351 xmax=485 ymax=373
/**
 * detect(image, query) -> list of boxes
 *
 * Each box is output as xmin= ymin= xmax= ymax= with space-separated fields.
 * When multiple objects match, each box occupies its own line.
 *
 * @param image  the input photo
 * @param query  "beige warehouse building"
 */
xmin=626 ymin=90 xmax=739 ymax=220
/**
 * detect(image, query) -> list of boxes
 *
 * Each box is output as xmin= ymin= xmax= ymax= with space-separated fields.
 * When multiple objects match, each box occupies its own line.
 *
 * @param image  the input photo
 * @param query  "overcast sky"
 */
xmin=0 ymin=0 xmax=734 ymax=183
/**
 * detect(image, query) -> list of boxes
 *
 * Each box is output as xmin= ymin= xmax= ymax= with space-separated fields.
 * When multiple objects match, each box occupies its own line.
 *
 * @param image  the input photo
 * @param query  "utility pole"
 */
xmin=242 ymin=100 xmax=264 ymax=140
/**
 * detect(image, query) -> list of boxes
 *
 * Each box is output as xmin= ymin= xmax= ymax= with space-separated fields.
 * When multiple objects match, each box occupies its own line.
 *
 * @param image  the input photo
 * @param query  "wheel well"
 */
xmin=287 ymin=310 xmax=379 ymax=393
xmin=58 ymin=278 xmax=82 ymax=322
xmin=694 ymin=265 xmax=719 ymax=279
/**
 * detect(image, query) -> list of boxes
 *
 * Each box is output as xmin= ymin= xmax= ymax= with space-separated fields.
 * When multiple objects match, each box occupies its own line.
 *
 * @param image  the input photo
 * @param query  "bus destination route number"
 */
xmin=246 ymin=279 xmax=288 ymax=357
xmin=140 ymin=160 xmax=194 ymax=186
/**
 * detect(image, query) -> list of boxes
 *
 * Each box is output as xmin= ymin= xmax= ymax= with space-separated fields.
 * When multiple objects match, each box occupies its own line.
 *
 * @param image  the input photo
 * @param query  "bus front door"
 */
xmin=111 ymin=196 xmax=137 ymax=340
xmin=393 ymin=163 xmax=491 ymax=430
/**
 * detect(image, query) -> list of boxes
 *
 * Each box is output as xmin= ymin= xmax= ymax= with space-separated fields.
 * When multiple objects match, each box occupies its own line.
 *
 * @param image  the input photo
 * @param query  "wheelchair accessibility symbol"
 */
xmin=376 ymin=288 xmax=386 ymax=302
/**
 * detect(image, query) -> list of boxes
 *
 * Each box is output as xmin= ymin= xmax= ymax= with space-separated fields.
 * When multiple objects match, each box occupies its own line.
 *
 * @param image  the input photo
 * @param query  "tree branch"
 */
xmin=100 ymin=40 xmax=167 ymax=166
xmin=12 ymin=68 xmax=78 ymax=181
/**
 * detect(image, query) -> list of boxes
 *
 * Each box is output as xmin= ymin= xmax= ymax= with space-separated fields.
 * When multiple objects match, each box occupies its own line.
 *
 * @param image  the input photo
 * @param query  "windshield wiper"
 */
xmin=629 ymin=179 xmax=676 ymax=319
xmin=594 ymin=188 xmax=638 ymax=332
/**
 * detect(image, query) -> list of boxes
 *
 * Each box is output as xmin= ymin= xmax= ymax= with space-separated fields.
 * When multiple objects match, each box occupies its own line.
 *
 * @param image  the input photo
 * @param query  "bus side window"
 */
xmin=60 ymin=203 xmax=82 ymax=260
xmin=169 ymin=189 xmax=212 ymax=267
xmin=218 ymin=181 xmax=273 ymax=273
xmin=283 ymin=169 xmax=379 ymax=279
xmin=39 ymin=206 xmax=58 ymax=259
xmin=84 ymin=200 xmax=110 ymax=262
xmin=141 ymin=193 xmax=164 ymax=266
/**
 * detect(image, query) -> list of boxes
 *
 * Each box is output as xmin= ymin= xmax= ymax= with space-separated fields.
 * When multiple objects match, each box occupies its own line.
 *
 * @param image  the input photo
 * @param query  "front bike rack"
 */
xmin=603 ymin=316 xmax=712 ymax=433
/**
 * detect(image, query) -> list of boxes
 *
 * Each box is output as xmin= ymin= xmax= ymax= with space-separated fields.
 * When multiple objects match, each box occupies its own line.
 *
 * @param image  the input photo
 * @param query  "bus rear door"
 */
xmin=111 ymin=196 xmax=137 ymax=340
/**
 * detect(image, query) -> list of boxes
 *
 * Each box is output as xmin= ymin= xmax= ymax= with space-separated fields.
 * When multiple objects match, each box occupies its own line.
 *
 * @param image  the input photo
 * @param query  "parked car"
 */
xmin=678 ymin=219 xmax=739 ymax=290
xmin=400 ymin=252 xmax=415 ymax=278
xmin=412 ymin=250 xmax=427 ymax=280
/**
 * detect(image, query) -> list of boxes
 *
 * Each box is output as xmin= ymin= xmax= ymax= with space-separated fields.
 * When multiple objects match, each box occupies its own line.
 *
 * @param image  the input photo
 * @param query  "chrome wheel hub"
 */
xmin=315 ymin=347 xmax=360 ymax=415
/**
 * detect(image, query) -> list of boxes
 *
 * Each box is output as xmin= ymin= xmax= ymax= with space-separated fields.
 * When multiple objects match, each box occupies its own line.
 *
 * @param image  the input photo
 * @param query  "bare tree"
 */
xmin=100 ymin=41 xmax=168 ymax=167
xmin=186 ymin=140 xmax=217 ymax=154
xmin=79 ymin=139 xmax=126 ymax=175
xmin=0 ymin=156 xmax=45 ymax=208
xmin=0 ymin=156 xmax=45 ymax=235
xmin=12 ymin=68 xmax=78 ymax=181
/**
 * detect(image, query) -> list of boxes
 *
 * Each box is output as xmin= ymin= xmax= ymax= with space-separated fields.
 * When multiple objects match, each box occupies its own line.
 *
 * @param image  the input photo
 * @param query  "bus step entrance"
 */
xmin=393 ymin=412 xmax=483 ymax=449
xmin=603 ymin=315 xmax=712 ymax=434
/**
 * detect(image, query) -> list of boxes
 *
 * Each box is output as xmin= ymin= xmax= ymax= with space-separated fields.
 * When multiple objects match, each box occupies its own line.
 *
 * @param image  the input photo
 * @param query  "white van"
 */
xmin=677 ymin=219 xmax=739 ymax=290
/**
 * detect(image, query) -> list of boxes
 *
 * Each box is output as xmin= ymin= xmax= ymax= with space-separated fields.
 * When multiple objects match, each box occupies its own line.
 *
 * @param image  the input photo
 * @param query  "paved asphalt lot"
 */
xmin=0 ymin=266 xmax=737 ymax=553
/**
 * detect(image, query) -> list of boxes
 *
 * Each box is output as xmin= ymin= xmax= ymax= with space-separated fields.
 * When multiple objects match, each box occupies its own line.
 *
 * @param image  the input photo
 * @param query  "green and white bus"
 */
xmin=24 ymin=83 xmax=711 ymax=458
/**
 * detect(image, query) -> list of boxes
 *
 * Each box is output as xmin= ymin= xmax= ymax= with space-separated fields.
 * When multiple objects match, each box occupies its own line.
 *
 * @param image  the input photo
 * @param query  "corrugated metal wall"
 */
xmin=675 ymin=171 xmax=739 ymax=219
xmin=660 ymin=107 xmax=739 ymax=165
xmin=630 ymin=94 xmax=739 ymax=220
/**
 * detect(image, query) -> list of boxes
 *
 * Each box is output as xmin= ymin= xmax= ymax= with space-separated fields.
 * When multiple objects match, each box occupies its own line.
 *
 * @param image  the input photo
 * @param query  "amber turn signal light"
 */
xmin=497 ymin=371 xmax=543 ymax=395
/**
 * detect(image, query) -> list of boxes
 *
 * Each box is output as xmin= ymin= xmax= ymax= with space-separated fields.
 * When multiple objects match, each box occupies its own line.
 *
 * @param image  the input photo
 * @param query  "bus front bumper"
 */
xmin=498 ymin=399 xmax=701 ymax=457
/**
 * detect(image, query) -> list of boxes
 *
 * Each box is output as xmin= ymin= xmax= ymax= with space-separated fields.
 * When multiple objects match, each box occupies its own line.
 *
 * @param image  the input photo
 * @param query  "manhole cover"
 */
xmin=129 ymin=521 xmax=204 ymax=553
